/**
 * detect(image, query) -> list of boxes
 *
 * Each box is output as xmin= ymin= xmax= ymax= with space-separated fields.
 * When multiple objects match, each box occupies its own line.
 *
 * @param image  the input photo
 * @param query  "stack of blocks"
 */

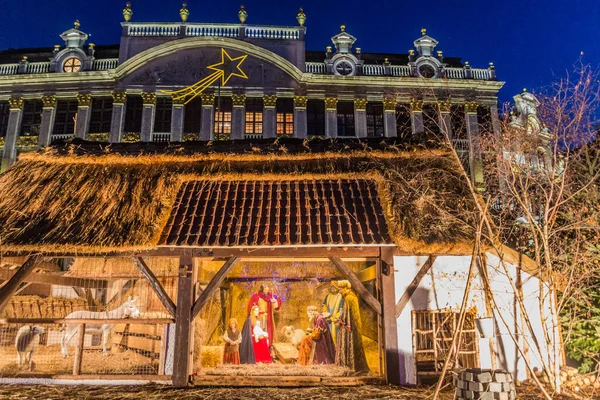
xmin=454 ymin=369 xmax=517 ymax=400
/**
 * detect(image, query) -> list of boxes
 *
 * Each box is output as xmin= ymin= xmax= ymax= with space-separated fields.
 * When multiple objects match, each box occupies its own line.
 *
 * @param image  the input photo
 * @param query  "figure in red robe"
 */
xmin=252 ymin=319 xmax=272 ymax=363
xmin=247 ymin=284 xmax=282 ymax=343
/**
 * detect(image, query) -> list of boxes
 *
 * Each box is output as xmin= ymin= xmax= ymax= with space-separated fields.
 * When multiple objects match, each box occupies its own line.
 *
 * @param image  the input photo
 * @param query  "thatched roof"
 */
xmin=0 ymin=139 xmax=479 ymax=255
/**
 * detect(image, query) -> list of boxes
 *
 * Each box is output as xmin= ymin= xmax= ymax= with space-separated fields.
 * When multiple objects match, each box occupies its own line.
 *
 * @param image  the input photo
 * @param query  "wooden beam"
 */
xmin=0 ymin=256 xmax=39 ymax=313
xmin=14 ymin=282 xmax=32 ymax=296
xmin=395 ymin=256 xmax=437 ymax=319
xmin=191 ymin=257 xmax=240 ymax=320
xmin=133 ymin=257 xmax=176 ymax=317
xmin=73 ymin=324 xmax=85 ymax=376
xmin=380 ymin=247 xmax=401 ymax=385
xmin=0 ymin=318 xmax=174 ymax=325
xmin=0 ymin=267 xmax=108 ymax=289
xmin=329 ymin=257 xmax=382 ymax=315
xmin=173 ymin=252 xmax=194 ymax=388
xmin=138 ymin=246 xmax=385 ymax=259
xmin=107 ymin=279 xmax=134 ymax=306
xmin=357 ymin=265 xmax=377 ymax=282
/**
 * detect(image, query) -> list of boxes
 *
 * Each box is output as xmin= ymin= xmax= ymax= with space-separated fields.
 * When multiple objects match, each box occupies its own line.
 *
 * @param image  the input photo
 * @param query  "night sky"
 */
xmin=1 ymin=0 xmax=597 ymax=104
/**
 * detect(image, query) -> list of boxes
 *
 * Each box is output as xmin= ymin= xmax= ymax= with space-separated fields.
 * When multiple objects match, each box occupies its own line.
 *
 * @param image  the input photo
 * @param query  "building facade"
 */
xmin=0 ymin=5 xmax=559 ymax=391
xmin=0 ymin=5 xmax=502 ymax=179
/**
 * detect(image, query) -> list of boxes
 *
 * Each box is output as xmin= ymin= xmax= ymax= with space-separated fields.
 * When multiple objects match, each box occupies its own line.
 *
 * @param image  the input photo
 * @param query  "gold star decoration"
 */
xmin=207 ymin=48 xmax=248 ymax=86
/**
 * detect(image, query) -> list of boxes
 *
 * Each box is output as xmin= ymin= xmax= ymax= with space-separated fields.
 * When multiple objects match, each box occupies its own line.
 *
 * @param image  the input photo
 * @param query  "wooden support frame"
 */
xmin=380 ymin=247 xmax=401 ymax=385
xmin=191 ymin=257 xmax=240 ymax=320
xmin=0 ymin=256 xmax=39 ymax=313
xmin=172 ymin=251 xmax=195 ymax=388
xmin=73 ymin=324 xmax=85 ymax=376
xmin=329 ymin=257 xmax=382 ymax=315
xmin=133 ymin=257 xmax=177 ymax=317
xmin=0 ymin=267 xmax=108 ymax=290
xmin=395 ymin=256 xmax=437 ymax=319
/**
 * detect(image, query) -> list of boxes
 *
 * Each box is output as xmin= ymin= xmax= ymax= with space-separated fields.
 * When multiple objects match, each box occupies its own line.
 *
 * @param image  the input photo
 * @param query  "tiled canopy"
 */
xmin=159 ymin=179 xmax=392 ymax=247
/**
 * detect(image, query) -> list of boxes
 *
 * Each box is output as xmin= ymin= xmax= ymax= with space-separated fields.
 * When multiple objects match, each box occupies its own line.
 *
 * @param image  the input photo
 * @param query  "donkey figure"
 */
xmin=61 ymin=296 xmax=141 ymax=358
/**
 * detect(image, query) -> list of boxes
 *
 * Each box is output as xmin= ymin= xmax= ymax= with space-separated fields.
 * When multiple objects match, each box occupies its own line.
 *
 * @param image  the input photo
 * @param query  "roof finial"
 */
xmin=340 ymin=24 xmax=346 ymax=32
xmin=296 ymin=8 xmax=306 ymax=26
xmin=238 ymin=5 xmax=248 ymax=24
xmin=74 ymin=20 xmax=81 ymax=29
xmin=123 ymin=2 xmax=133 ymax=22
xmin=523 ymin=88 xmax=527 ymax=93
xmin=421 ymin=27 xmax=427 ymax=36
xmin=180 ymin=3 xmax=190 ymax=23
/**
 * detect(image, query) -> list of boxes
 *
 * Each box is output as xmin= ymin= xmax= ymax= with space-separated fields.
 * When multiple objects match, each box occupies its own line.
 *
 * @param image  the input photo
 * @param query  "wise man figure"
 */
xmin=297 ymin=306 xmax=336 ymax=366
xmin=247 ymin=284 xmax=282 ymax=344
xmin=335 ymin=280 xmax=370 ymax=373
xmin=322 ymin=280 xmax=344 ymax=345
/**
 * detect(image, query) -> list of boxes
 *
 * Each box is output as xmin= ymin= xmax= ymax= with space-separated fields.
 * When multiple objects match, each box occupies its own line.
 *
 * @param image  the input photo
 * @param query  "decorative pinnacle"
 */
xmin=74 ymin=20 xmax=81 ymax=29
xmin=238 ymin=5 xmax=248 ymax=24
xmin=421 ymin=27 xmax=426 ymax=36
xmin=296 ymin=7 xmax=306 ymax=26
xmin=523 ymin=88 xmax=527 ymax=92
xmin=123 ymin=2 xmax=133 ymax=22
xmin=180 ymin=3 xmax=190 ymax=23
xmin=340 ymin=25 xmax=346 ymax=32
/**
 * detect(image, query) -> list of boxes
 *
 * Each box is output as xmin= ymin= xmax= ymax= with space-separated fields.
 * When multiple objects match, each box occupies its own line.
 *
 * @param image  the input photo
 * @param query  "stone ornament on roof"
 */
xmin=331 ymin=25 xmax=357 ymax=54
xmin=238 ymin=5 xmax=248 ymax=24
xmin=510 ymin=89 xmax=551 ymax=140
xmin=180 ymin=3 xmax=190 ymax=23
xmin=296 ymin=8 xmax=306 ymax=26
xmin=60 ymin=20 xmax=89 ymax=49
xmin=123 ymin=2 xmax=133 ymax=22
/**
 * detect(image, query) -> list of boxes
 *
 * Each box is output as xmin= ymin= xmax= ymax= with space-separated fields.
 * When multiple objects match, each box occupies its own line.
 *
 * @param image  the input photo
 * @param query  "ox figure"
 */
xmin=61 ymin=296 xmax=141 ymax=358
xmin=15 ymin=325 xmax=46 ymax=371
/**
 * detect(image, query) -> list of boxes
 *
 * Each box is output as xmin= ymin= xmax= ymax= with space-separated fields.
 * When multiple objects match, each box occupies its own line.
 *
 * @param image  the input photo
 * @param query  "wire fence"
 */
xmin=0 ymin=257 xmax=179 ymax=377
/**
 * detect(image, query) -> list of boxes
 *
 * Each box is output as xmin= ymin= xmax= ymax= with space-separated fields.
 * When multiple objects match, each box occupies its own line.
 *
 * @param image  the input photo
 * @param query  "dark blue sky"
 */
xmin=1 ymin=0 xmax=598 ymax=104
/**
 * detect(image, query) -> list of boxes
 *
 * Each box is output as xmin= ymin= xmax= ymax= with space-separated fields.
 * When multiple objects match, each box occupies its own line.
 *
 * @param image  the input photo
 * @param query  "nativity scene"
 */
xmin=194 ymin=261 xmax=381 ymax=378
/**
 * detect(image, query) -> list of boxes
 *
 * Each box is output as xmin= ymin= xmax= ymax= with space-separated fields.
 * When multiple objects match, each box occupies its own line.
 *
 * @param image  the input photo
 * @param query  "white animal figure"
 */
xmin=280 ymin=325 xmax=306 ymax=347
xmin=15 ymin=325 xmax=46 ymax=371
xmin=61 ymin=296 xmax=141 ymax=358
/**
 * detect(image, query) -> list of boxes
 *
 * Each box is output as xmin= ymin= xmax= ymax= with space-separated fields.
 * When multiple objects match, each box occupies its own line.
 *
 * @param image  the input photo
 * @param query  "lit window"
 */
xmin=63 ymin=57 xmax=82 ymax=73
xmin=276 ymin=98 xmax=294 ymax=136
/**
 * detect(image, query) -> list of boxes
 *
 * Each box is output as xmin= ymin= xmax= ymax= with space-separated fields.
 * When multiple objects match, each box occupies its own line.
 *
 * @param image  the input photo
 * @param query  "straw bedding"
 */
xmin=202 ymin=363 xmax=356 ymax=377
xmin=0 ymin=345 xmax=156 ymax=376
xmin=0 ymin=139 xmax=479 ymax=254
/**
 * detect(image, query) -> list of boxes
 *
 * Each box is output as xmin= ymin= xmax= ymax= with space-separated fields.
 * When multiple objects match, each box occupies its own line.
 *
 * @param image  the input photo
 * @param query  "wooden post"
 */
xmin=191 ymin=257 xmax=240 ymax=320
xmin=380 ymin=248 xmax=401 ymax=385
xmin=133 ymin=257 xmax=177 ymax=317
xmin=73 ymin=323 xmax=85 ymax=375
xmin=0 ymin=256 xmax=38 ymax=314
xmin=173 ymin=252 xmax=194 ymax=387
xmin=329 ymin=257 xmax=382 ymax=315
xmin=158 ymin=324 xmax=168 ymax=376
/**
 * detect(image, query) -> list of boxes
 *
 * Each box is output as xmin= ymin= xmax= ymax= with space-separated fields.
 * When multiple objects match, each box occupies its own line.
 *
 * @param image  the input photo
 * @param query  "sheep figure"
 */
xmin=15 ymin=325 xmax=46 ymax=371
xmin=280 ymin=325 xmax=306 ymax=348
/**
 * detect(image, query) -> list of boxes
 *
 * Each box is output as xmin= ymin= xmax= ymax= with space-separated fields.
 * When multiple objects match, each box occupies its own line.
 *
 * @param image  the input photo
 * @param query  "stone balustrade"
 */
xmin=0 ymin=64 xmax=19 ymax=75
xmin=124 ymin=22 xmax=303 ymax=40
xmin=92 ymin=58 xmax=119 ymax=70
